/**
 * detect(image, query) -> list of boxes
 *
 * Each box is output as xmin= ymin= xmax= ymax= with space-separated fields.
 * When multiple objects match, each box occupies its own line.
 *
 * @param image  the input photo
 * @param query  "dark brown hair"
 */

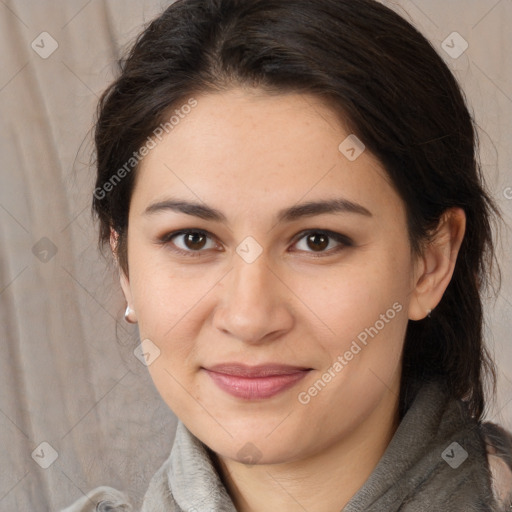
xmin=92 ymin=0 xmax=502 ymax=420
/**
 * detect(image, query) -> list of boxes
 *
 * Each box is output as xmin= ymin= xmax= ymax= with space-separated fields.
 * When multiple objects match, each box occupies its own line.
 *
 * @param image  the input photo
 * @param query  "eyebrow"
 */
xmin=143 ymin=197 xmax=372 ymax=222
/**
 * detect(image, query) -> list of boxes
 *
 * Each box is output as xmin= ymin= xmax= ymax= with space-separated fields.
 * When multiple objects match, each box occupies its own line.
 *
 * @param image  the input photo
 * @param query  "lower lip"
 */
xmin=203 ymin=369 xmax=310 ymax=400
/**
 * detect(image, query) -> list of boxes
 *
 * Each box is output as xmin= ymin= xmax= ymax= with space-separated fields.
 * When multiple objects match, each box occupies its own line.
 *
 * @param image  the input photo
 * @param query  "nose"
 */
xmin=212 ymin=251 xmax=294 ymax=345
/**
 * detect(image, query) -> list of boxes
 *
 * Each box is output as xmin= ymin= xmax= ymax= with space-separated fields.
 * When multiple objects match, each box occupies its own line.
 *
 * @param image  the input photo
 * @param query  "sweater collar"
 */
xmin=168 ymin=420 xmax=237 ymax=511
xmin=161 ymin=378 xmax=495 ymax=512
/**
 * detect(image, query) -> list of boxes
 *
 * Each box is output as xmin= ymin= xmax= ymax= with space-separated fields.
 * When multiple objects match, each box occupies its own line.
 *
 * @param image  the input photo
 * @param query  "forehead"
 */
xmin=131 ymin=88 xmax=404 ymax=224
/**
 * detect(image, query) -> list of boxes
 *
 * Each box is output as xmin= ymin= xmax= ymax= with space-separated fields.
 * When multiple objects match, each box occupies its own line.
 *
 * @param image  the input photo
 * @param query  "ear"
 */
xmin=119 ymin=270 xmax=133 ymax=306
xmin=110 ymin=227 xmax=134 ymax=308
xmin=408 ymin=207 xmax=466 ymax=321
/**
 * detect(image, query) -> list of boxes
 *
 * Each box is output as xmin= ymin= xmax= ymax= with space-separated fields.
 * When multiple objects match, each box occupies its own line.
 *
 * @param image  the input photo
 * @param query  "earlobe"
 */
xmin=408 ymin=207 xmax=466 ymax=321
xmin=120 ymin=271 xmax=131 ymax=302
xmin=124 ymin=304 xmax=137 ymax=324
xmin=113 ymin=229 xmax=137 ymax=324
xmin=120 ymin=271 xmax=137 ymax=323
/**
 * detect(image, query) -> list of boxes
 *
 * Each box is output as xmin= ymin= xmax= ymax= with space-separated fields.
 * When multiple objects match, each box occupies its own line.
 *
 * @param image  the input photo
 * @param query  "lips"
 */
xmin=202 ymin=363 xmax=312 ymax=400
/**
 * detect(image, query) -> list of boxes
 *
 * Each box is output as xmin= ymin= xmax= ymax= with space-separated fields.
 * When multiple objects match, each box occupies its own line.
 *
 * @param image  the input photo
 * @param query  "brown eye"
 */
xmin=292 ymin=229 xmax=352 ymax=256
xmin=306 ymin=233 xmax=329 ymax=252
xmin=183 ymin=231 xmax=208 ymax=250
xmin=160 ymin=229 xmax=218 ymax=257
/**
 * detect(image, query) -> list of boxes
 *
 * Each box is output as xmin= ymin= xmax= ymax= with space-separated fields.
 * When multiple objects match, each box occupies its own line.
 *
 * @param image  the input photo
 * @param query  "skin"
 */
xmin=116 ymin=87 xmax=466 ymax=512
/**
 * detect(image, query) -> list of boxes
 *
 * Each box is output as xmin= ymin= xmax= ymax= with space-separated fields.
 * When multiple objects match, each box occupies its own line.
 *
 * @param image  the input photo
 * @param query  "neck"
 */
xmin=210 ymin=383 xmax=401 ymax=512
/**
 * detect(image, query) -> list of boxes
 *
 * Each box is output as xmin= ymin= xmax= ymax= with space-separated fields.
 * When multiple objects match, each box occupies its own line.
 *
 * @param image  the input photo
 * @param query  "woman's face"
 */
xmin=121 ymin=88 xmax=421 ymax=464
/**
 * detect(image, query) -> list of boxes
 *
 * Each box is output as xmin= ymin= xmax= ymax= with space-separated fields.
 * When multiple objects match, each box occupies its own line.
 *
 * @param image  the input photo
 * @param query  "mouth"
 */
xmin=201 ymin=363 xmax=313 ymax=400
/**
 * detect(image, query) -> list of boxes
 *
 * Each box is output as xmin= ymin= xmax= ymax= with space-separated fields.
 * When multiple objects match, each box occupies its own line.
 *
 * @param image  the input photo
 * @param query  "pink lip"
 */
xmin=202 ymin=363 xmax=312 ymax=400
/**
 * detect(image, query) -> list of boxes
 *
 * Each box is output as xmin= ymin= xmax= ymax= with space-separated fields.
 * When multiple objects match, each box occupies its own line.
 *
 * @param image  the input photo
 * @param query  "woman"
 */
xmin=63 ymin=0 xmax=512 ymax=510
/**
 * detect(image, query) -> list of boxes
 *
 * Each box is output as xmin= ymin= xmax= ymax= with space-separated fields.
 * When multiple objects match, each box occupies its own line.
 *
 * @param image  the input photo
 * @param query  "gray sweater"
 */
xmin=61 ymin=378 xmax=512 ymax=511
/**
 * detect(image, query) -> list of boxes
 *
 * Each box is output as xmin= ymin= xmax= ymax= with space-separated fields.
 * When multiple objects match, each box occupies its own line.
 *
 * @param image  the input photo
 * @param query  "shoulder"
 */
xmin=480 ymin=421 xmax=512 ymax=511
xmin=59 ymin=485 xmax=133 ymax=511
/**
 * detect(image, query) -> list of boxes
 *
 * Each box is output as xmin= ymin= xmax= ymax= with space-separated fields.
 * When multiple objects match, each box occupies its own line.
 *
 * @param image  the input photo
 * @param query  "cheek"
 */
xmin=129 ymin=250 xmax=214 ymax=336
xmin=295 ymin=249 xmax=410 ymax=345
xmin=293 ymin=260 xmax=409 ymax=426
xmin=294 ymin=251 xmax=411 ymax=413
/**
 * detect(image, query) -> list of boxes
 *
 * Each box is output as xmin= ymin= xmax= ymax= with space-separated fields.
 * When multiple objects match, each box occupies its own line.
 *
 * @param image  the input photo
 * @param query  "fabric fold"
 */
xmin=341 ymin=378 xmax=496 ymax=511
xmin=62 ymin=377 xmax=511 ymax=511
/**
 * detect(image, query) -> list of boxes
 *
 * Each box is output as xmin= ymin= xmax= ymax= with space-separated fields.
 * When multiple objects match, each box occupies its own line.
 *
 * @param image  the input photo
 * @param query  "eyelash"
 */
xmin=157 ymin=229 xmax=353 ymax=259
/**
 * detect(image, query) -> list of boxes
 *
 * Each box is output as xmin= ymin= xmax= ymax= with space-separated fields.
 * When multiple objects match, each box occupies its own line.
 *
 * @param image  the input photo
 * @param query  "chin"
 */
xmin=199 ymin=423 xmax=309 ymax=466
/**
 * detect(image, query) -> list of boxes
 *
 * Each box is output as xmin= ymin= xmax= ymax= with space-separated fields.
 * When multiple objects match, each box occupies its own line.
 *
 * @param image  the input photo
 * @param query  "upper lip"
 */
xmin=203 ymin=363 xmax=312 ymax=377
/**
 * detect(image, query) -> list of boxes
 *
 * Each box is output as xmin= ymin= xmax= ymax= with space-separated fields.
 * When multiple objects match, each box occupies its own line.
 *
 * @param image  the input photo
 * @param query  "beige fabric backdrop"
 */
xmin=0 ymin=0 xmax=510 ymax=510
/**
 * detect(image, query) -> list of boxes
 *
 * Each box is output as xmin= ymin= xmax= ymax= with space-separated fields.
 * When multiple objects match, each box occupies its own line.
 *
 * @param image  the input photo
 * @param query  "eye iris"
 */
xmin=185 ymin=232 xmax=207 ymax=250
xmin=307 ymin=233 xmax=329 ymax=251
